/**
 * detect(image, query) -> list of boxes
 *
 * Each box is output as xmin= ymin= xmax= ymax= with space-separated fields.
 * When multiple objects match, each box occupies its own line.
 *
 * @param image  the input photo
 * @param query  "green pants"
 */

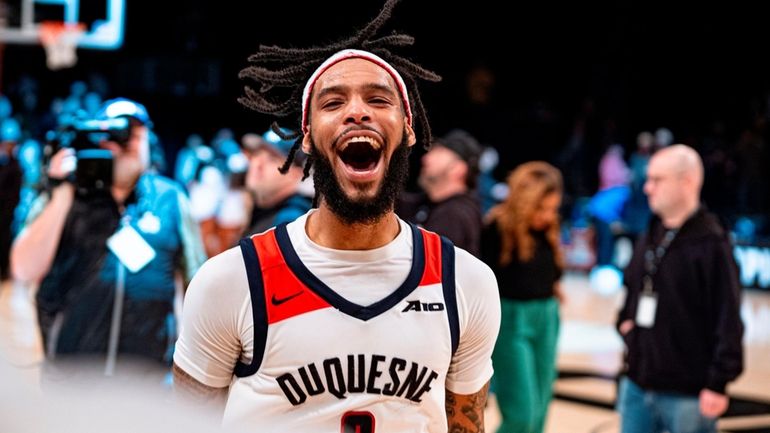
xmin=492 ymin=297 xmax=560 ymax=433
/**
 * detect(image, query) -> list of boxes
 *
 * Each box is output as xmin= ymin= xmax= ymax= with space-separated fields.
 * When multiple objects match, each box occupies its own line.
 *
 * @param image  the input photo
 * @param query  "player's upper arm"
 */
xmin=446 ymin=248 xmax=501 ymax=395
xmin=173 ymin=362 xmax=229 ymax=403
xmin=174 ymin=246 xmax=252 ymax=388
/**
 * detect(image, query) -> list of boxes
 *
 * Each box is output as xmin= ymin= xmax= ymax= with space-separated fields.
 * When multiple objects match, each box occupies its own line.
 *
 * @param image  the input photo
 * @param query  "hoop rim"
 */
xmin=39 ymin=21 xmax=87 ymax=45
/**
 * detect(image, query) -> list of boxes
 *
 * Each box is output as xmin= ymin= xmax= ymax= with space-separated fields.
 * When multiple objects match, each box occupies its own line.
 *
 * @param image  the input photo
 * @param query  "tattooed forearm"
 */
xmin=446 ymin=391 xmax=457 ymax=418
xmin=446 ymin=381 xmax=490 ymax=433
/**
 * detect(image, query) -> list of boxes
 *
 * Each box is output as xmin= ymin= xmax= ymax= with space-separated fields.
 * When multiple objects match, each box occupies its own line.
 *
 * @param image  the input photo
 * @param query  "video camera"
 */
xmin=45 ymin=117 xmax=131 ymax=195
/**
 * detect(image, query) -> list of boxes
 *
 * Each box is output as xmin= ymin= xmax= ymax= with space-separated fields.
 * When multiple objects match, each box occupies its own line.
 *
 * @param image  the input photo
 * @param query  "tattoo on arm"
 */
xmin=172 ymin=363 xmax=229 ymax=410
xmin=446 ymin=381 xmax=490 ymax=433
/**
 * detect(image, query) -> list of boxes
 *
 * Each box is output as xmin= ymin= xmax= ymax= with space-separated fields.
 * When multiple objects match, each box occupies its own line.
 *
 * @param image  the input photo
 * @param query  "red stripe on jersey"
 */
xmin=418 ymin=229 xmax=442 ymax=286
xmin=251 ymin=230 xmax=331 ymax=324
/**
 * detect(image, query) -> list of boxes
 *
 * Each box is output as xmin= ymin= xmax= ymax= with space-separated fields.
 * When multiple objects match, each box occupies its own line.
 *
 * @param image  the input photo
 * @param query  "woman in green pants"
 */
xmin=481 ymin=161 xmax=564 ymax=433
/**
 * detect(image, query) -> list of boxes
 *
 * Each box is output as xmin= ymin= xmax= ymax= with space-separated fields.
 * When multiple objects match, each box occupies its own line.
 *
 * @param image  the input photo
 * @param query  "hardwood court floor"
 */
xmin=2 ymin=274 xmax=769 ymax=433
xmin=515 ymin=273 xmax=770 ymax=433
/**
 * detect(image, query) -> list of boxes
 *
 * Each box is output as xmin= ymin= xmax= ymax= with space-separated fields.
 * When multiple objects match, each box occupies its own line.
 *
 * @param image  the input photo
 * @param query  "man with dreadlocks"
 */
xmin=172 ymin=1 xmax=500 ymax=432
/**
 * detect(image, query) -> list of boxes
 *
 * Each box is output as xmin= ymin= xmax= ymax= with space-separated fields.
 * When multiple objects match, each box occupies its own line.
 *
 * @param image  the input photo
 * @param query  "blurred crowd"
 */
xmin=2 ymin=74 xmax=769 ymax=281
xmin=0 ymin=68 xmax=762 ymax=433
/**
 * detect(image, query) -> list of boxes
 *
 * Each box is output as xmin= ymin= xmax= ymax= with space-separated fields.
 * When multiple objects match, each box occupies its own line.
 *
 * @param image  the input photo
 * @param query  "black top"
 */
xmin=481 ymin=221 xmax=562 ymax=301
xmin=244 ymin=194 xmax=312 ymax=237
xmin=617 ymin=207 xmax=744 ymax=395
xmin=396 ymin=191 xmax=482 ymax=257
xmin=35 ymin=174 xmax=189 ymax=363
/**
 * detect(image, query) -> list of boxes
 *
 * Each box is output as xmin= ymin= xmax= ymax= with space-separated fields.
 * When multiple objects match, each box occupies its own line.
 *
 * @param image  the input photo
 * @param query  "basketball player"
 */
xmin=172 ymin=1 xmax=501 ymax=432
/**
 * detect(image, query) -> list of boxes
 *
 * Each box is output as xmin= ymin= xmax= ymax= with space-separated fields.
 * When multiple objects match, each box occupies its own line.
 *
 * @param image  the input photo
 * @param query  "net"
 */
xmin=39 ymin=21 xmax=86 ymax=70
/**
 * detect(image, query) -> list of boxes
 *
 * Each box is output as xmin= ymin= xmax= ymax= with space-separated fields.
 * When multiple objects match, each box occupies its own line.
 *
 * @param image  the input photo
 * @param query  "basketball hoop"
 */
xmin=39 ymin=21 xmax=86 ymax=70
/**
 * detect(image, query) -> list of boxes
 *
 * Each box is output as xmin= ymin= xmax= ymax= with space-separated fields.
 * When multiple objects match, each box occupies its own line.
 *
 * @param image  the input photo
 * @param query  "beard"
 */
xmin=312 ymin=135 xmax=411 ymax=225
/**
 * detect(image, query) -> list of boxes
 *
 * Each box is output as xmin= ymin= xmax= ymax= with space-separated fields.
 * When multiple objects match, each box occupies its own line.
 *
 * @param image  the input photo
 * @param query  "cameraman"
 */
xmin=11 ymin=98 xmax=206 ymax=379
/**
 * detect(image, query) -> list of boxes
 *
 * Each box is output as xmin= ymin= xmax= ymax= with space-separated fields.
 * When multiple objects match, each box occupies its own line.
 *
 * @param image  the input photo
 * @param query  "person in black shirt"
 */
xmin=242 ymin=128 xmax=311 ymax=236
xmin=616 ymin=144 xmax=743 ymax=433
xmin=398 ymin=128 xmax=483 ymax=256
xmin=481 ymin=161 xmax=564 ymax=433
xmin=11 ymin=98 xmax=206 ymax=382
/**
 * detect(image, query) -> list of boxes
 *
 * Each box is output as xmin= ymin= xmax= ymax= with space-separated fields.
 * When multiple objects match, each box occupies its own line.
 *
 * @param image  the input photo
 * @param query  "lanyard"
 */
xmin=642 ymin=228 xmax=678 ymax=294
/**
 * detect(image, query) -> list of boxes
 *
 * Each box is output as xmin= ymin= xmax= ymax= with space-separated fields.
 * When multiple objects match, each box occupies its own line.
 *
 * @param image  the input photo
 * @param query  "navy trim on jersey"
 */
xmin=440 ymin=236 xmax=460 ymax=355
xmin=234 ymin=237 xmax=268 ymax=377
xmin=273 ymin=222 xmax=425 ymax=322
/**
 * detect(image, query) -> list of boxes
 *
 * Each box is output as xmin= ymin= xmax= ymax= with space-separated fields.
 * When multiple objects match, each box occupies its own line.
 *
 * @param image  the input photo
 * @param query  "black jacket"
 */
xmin=617 ymin=207 xmax=744 ymax=395
xmin=36 ymin=174 xmax=196 ymax=363
xmin=397 ymin=192 xmax=482 ymax=257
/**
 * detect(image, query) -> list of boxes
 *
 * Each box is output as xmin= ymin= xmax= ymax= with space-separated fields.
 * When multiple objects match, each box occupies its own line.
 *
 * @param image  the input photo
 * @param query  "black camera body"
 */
xmin=47 ymin=117 xmax=131 ymax=195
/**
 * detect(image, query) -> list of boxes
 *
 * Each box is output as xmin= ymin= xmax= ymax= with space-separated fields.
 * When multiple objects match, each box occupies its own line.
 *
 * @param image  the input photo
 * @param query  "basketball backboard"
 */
xmin=0 ymin=0 xmax=125 ymax=50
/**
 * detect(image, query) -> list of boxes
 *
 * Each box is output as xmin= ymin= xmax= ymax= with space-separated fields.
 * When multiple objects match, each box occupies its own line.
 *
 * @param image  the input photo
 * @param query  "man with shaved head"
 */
xmin=616 ymin=144 xmax=744 ymax=433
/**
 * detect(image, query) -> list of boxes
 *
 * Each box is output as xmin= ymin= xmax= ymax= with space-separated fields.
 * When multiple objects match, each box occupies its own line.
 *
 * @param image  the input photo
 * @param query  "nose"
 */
xmin=344 ymin=97 xmax=372 ymax=125
xmin=643 ymin=179 xmax=652 ymax=196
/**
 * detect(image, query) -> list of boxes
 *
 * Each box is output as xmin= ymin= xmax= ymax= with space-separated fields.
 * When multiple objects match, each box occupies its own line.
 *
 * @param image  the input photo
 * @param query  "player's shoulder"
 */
xmin=187 ymin=245 xmax=249 ymax=296
xmin=451 ymin=246 xmax=500 ymax=332
xmin=453 ymin=246 xmax=497 ymax=292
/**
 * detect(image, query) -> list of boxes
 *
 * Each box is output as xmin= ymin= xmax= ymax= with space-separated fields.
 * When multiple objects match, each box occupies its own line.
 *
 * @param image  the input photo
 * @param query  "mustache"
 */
xmin=332 ymin=125 xmax=385 ymax=150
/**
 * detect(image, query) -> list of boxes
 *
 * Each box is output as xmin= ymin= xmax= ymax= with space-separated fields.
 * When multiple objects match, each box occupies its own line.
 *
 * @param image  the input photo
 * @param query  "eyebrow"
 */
xmin=315 ymin=83 xmax=398 ymax=100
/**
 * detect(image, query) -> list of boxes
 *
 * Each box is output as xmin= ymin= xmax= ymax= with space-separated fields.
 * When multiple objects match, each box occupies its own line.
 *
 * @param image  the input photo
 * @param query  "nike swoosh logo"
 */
xmin=271 ymin=291 xmax=303 ymax=306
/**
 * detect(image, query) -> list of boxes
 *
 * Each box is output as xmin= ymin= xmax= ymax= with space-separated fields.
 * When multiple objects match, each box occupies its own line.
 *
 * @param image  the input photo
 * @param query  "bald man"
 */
xmin=616 ymin=145 xmax=744 ymax=433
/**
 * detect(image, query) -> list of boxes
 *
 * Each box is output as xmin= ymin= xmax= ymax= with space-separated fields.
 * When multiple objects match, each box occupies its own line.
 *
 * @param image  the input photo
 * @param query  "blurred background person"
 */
xmin=616 ymin=145 xmax=743 ymax=433
xmin=623 ymin=131 xmax=654 ymax=238
xmin=1 ymin=117 xmax=23 ymax=281
xmin=242 ymin=127 xmax=312 ymax=236
xmin=214 ymin=151 xmax=250 ymax=250
xmin=653 ymin=127 xmax=674 ymax=151
xmin=187 ymin=146 xmax=226 ymax=257
xmin=13 ymin=137 xmax=44 ymax=237
xmin=186 ymin=130 xmax=253 ymax=257
xmin=398 ymin=128 xmax=483 ymax=256
xmin=10 ymin=97 xmax=206 ymax=383
xmin=174 ymin=133 xmax=207 ymax=192
xmin=587 ymin=144 xmax=631 ymax=267
xmin=481 ymin=161 xmax=565 ymax=433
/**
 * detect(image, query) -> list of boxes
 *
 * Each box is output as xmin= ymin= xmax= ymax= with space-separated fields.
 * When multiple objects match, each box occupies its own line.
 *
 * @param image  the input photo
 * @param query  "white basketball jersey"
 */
xmin=224 ymin=222 xmax=459 ymax=433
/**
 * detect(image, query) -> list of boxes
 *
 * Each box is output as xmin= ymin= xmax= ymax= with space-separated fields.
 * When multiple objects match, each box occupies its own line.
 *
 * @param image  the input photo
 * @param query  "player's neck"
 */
xmin=306 ymin=205 xmax=401 ymax=250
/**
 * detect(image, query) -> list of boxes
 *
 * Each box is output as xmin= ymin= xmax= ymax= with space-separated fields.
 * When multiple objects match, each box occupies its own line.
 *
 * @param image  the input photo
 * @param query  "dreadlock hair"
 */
xmin=238 ymin=0 xmax=441 ymax=178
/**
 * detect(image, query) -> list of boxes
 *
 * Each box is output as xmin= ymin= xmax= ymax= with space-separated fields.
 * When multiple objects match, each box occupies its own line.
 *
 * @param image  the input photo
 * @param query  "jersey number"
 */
xmin=341 ymin=411 xmax=375 ymax=433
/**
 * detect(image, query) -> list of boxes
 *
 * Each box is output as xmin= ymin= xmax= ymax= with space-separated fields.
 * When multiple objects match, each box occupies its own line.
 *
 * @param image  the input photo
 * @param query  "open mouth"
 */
xmin=338 ymin=136 xmax=383 ymax=172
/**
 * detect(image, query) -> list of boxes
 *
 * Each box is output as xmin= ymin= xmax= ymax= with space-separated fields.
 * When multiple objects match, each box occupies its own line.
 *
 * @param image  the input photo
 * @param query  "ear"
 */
xmin=452 ymin=160 xmax=469 ymax=180
xmin=405 ymin=122 xmax=417 ymax=147
xmin=302 ymin=129 xmax=312 ymax=154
